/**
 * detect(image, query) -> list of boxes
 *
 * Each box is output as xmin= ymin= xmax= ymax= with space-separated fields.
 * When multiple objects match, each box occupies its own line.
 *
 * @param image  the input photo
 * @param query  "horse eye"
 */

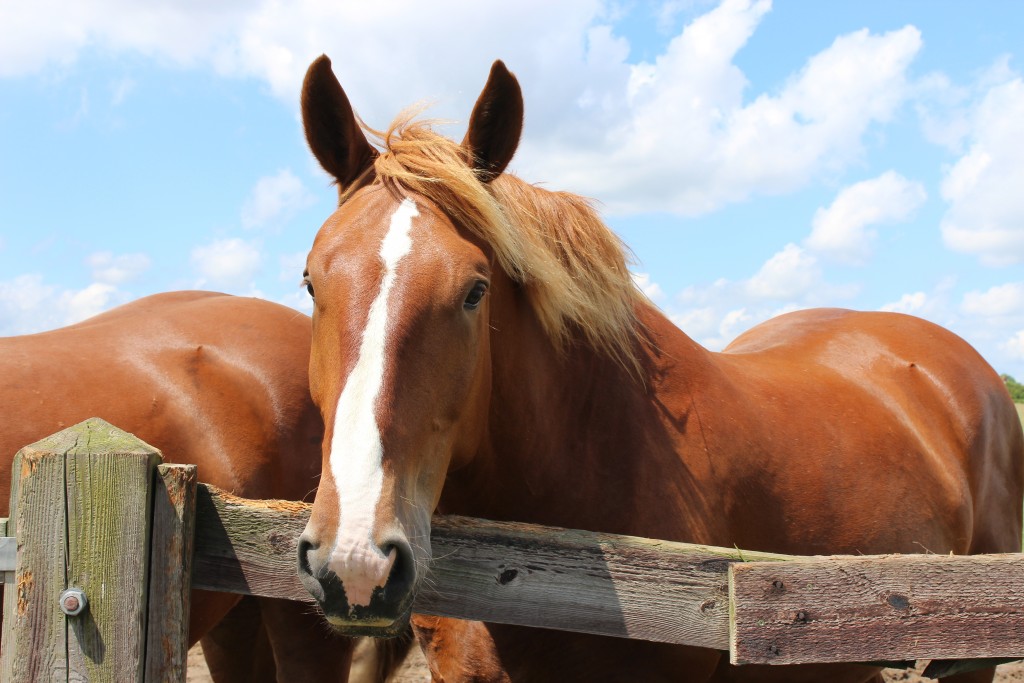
xmin=301 ymin=275 xmax=314 ymax=299
xmin=464 ymin=281 xmax=487 ymax=310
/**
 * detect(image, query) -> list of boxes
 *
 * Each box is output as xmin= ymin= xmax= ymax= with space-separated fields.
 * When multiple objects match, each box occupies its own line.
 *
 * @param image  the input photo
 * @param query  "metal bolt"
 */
xmin=767 ymin=644 xmax=780 ymax=656
xmin=771 ymin=580 xmax=784 ymax=590
xmin=59 ymin=588 xmax=87 ymax=617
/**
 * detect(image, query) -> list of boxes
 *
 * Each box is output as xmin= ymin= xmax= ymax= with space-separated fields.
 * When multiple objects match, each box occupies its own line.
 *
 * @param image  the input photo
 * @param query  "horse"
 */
xmin=0 ymin=291 xmax=357 ymax=682
xmin=294 ymin=55 xmax=1024 ymax=683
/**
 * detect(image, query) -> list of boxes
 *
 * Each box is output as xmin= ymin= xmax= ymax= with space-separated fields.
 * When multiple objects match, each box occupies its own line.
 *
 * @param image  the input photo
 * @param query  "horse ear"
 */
xmin=462 ymin=60 xmax=524 ymax=183
xmin=301 ymin=55 xmax=377 ymax=190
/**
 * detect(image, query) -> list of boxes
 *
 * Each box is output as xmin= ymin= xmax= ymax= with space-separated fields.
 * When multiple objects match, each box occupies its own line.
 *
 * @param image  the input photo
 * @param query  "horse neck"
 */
xmin=440 ymin=284 xmax=718 ymax=535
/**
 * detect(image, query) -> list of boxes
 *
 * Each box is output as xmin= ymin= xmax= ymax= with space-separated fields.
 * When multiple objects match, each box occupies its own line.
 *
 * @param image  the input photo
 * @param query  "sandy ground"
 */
xmin=185 ymin=641 xmax=432 ymax=682
xmin=186 ymin=641 xmax=1024 ymax=682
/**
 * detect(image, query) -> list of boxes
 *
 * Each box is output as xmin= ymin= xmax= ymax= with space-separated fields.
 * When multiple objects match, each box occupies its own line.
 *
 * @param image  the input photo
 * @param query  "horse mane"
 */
xmin=355 ymin=111 xmax=646 ymax=373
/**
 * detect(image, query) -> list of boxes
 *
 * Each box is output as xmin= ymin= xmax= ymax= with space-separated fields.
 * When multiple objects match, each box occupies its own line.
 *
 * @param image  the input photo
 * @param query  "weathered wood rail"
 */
xmin=2 ymin=418 xmax=1024 ymax=680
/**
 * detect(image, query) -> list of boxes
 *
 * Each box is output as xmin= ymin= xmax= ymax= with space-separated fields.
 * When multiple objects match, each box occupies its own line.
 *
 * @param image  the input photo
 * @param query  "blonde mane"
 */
xmin=360 ymin=112 xmax=645 ymax=372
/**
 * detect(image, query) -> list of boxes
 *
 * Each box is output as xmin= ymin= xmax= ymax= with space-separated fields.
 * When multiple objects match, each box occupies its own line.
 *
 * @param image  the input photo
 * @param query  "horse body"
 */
xmin=296 ymin=55 xmax=1023 ymax=683
xmin=714 ymin=307 xmax=1021 ymax=557
xmin=0 ymin=291 xmax=355 ymax=682
xmin=421 ymin=283 xmax=1023 ymax=683
xmin=446 ymin=299 xmax=1022 ymax=557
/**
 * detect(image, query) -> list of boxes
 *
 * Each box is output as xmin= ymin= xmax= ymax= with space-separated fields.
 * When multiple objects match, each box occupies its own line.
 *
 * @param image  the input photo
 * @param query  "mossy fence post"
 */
xmin=0 ymin=418 xmax=197 ymax=682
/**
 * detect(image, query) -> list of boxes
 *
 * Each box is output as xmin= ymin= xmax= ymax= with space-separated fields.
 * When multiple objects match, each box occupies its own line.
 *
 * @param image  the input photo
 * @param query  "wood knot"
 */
xmin=497 ymin=568 xmax=518 ymax=585
xmin=699 ymin=599 xmax=717 ymax=614
xmin=886 ymin=592 xmax=910 ymax=611
xmin=267 ymin=531 xmax=292 ymax=552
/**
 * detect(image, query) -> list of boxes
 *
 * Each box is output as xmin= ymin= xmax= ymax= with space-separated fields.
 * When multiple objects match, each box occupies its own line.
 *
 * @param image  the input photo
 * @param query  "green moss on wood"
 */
xmin=22 ymin=418 xmax=161 ymax=458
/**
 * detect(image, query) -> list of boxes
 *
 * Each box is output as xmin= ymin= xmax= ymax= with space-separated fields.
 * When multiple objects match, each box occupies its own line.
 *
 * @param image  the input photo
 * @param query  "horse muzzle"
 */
xmin=297 ymin=532 xmax=416 ymax=636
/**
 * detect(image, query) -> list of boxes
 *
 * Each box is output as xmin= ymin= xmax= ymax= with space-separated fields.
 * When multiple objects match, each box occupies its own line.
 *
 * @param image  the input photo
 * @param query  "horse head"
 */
xmin=295 ymin=55 xmax=523 ymax=631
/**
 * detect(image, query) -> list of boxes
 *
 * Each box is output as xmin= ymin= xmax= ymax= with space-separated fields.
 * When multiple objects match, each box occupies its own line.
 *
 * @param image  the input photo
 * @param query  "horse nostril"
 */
xmin=297 ymin=535 xmax=316 ymax=576
xmin=380 ymin=539 xmax=416 ymax=598
xmin=297 ymin=534 xmax=328 ymax=602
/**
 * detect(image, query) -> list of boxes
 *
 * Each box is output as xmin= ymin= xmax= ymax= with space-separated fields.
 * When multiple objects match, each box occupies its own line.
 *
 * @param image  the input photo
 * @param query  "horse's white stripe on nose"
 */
xmin=328 ymin=197 xmax=418 ymax=609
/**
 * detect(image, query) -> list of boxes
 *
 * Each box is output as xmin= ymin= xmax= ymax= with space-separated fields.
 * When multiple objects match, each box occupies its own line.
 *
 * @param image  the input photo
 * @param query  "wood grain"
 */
xmin=190 ymin=485 xmax=789 ymax=648
xmin=191 ymin=484 xmax=314 ymax=603
xmin=418 ymin=516 xmax=789 ymax=647
xmin=730 ymin=553 xmax=1024 ymax=665
xmin=0 ymin=419 xmax=162 ymax=682
xmin=145 ymin=464 xmax=198 ymax=683
xmin=64 ymin=419 xmax=162 ymax=682
xmin=1 ymin=443 xmax=70 ymax=681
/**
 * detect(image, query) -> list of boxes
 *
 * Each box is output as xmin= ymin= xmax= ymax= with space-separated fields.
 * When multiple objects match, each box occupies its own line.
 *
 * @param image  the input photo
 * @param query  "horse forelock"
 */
xmin=349 ymin=112 xmax=647 ymax=375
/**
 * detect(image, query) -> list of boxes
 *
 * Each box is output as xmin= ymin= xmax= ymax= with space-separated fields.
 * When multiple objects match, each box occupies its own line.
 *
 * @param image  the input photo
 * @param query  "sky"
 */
xmin=2 ymin=0 xmax=1024 ymax=379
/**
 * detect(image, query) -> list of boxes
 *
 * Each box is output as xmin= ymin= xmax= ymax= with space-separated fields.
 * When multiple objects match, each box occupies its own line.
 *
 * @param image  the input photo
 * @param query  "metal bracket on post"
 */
xmin=0 ymin=533 xmax=14 ymax=584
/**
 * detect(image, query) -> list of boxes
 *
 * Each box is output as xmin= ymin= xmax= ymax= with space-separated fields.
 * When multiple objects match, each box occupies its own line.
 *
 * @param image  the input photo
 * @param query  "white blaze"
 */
xmin=328 ymin=197 xmax=418 ymax=609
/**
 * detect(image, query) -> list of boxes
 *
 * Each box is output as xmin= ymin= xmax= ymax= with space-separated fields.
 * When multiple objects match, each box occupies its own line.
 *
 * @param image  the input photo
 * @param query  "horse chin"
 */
xmin=315 ymin=578 xmax=416 ymax=638
xmin=322 ymin=603 xmax=413 ymax=638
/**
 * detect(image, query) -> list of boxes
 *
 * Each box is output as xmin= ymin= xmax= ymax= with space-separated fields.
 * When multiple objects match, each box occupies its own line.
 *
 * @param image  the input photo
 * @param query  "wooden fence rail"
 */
xmin=2 ymin=419 xmax=1024 ymax=680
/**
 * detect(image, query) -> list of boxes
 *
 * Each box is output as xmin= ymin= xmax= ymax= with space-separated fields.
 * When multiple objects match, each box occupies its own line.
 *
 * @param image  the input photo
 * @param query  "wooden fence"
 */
xmin=2 ymin=418 xmax=1023 ymax=680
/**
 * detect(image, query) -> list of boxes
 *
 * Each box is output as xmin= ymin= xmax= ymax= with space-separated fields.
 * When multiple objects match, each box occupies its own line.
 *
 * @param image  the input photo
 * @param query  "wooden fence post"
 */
xmin=1 ymin=418 xmax=162 ymax=682
xmin=145 ymin=463 xmax=198 ymax=682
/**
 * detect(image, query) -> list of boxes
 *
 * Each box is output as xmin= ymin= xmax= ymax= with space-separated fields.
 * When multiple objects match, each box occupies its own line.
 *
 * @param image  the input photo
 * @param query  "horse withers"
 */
xmin=0 ymin=291 xmax=354 ymax=682
xmin=295 ymin=55 xmax=1024 ymax=683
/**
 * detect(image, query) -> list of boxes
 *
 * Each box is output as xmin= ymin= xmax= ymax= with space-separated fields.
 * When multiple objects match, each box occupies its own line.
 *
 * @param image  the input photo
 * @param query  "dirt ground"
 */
xmin=186 ymin=642 xmax=1024 ymax=682
xmin=185 ymin=641 xmax=431 ymax=682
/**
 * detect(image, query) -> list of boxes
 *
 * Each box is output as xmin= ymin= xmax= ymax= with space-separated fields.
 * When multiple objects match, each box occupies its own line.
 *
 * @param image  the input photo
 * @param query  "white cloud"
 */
xmin=0 ymin=1 xmax=608 ymax=117
xmin=60 ymin=283 xmax=118 ymax=324
xmin=961 ymin=282 xmax=1024 ymax=317
xmin=1004 ymin=330 xmax=1024 ymax=360
xmin=0 ymin=0 xmax=250 ymax=78
xmin=521 ymin=4 xmax=922 ymax=215
xmin=745 ymin=243 xmax=822 ymax=300
xmin=110 ymin=77 xmax=136 ymax=106
xmin=667 ymin=243 xmax=856 ymax=349
xmin=940 ymin=76 xmax=1024 ymax=266
xmin=277 ymin=288 xmax=314 ymax=314
xmin=0 ymin=274 xmax=125 ymax=334
xmin=190 ymin=237 xmax=262 ymax=289
xmin=1 ymin=1 xmax=923 ymax=217
xmin=241 ymin=169 xmax=314 ymax=230
xmin=806 ymin=171 xmax=926 ymax=265
xmin=631 ymin=272 xmax=665 ymax=301
xmin=87 ymin=251 xmax=151 ymax=285
xmin=880 ymin=291 xmax=928 ymax=314
xmin=916 ymin=55 xmax=1018 ymax=154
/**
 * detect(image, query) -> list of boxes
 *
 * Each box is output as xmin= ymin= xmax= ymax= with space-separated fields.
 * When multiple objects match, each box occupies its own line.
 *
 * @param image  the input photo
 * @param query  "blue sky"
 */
xmin=2 ymin=0 xmax=1024 ymax=379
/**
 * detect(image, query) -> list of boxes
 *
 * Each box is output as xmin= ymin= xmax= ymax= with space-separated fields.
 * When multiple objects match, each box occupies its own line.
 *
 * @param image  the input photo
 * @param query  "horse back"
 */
xmin=0 ymin=291 xmax=324 ymax=512
xmin=710 ymin=308 xmax=1023 ymax=556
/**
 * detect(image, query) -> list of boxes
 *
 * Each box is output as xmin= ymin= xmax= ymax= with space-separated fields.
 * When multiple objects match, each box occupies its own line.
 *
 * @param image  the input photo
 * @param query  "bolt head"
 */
xmin=59 ymin=588 xmax=87 ymax=616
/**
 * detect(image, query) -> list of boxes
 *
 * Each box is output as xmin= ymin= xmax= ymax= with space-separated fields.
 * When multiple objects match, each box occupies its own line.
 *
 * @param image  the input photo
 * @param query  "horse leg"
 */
xmin=200 ymin=595 xmax=276 ymax=683
xmin=258 ymin=595 xmax=357 ymax=681
xmin=349 ymin=627 xmax=415 ymax=683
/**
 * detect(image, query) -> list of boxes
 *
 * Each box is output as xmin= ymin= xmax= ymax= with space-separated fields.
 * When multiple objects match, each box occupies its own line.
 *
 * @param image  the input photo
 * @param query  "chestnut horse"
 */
xmin=0 ymin=291 xmax=356 ymax=682
xmin=295 ymin=55 xmax=1024 ymax=683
